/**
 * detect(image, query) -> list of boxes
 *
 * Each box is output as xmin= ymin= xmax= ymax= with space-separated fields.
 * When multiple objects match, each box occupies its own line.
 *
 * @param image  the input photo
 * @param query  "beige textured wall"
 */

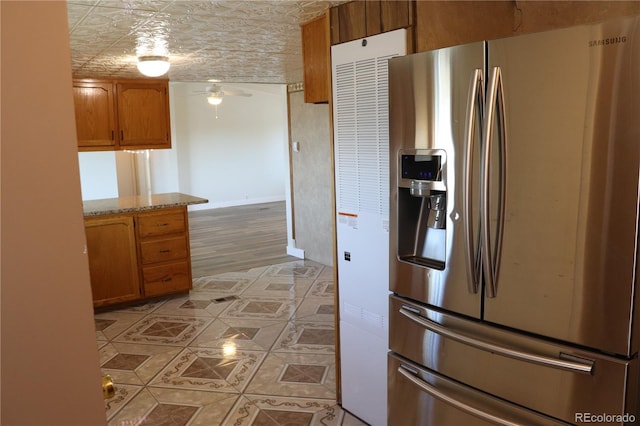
xmin=288 ymin=90 xmax=334 ymax=266
xmin=416 ymin=0 xmax=640 ymax=52
xmin=1 ymin=1 xmax=106 ymax=424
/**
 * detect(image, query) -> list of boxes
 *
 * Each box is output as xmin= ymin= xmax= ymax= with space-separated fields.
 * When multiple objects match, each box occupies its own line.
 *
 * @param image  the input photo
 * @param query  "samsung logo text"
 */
xmin=588 ymin=36 xmax=627 ymax=47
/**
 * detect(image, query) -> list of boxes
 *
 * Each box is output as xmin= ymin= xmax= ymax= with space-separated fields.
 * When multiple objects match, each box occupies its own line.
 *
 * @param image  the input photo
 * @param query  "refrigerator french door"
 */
xmin=389 ymin=16 xmax=640 ymax=425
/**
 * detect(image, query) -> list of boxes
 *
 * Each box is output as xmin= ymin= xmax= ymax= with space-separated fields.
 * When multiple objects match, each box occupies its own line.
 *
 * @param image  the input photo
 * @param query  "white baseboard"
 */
xmin=287 ymin=245 xmax=305 ymax=259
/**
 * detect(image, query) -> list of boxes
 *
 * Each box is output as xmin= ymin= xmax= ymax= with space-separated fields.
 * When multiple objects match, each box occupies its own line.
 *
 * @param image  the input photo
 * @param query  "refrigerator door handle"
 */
xmin=463 ymin=68 xmax=484 ymax=294
xmin=398 ymin=365 xmax=522 ymax=426
xmin=399 ymin=307 xmax=594 ymax=374
xmin=481 ymin=66 xmax=507 ymax=298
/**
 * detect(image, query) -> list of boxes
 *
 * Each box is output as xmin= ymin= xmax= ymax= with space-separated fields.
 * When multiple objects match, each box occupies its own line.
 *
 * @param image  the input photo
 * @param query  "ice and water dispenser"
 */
xmin=397 ymin=150 xmax=447 ymax=270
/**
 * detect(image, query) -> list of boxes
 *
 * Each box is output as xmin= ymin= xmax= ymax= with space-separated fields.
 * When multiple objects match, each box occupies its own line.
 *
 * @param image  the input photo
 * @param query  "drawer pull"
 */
xmin=161 ymin=276 xmax=172 ymax=282
xmin=398 ymin=366 xmax=520 ymax=426
xmin=159 ymin=249 xmax=171 ymax=253
xmin=156 ymin=223 xmax=169 ymax=227
xmin=399 ymin=307 xmax=594 ymax=375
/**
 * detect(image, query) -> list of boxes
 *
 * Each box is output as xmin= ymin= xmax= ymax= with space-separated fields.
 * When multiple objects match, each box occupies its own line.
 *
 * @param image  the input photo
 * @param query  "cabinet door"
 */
xmin=301 ymin=13 xmax=330 ymax=103
xmin=336 ymin=1 xmax=367 ymax=43
xmin=73 ymin=80 xmax=117 ymax=150
xmin=85 ymin=215 xmax=140 ymax=307
xmin=116 ymin=81 xmax=171 ymax=149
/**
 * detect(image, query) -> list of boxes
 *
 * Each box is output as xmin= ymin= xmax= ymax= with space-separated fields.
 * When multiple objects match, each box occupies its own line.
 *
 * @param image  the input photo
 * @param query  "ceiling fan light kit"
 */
xmin=137 ymin=55 xmax=170 ymax=77
xmin=207 ymin=94 xmax=223 ymax=105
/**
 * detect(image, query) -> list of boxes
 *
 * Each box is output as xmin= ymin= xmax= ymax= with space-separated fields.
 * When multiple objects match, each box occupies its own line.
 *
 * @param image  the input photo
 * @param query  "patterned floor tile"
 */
xmin=113 ymin=315 xmax=212 ymax=346
xmin=95 ymin=260 xmax=354 ymax=426
xmin=242 ymin=275 xmax=315 ymax=299
xmin=244 ymin=353 xmax=336 ymax=399
xmin=104 ymin=383 xmax=143 ymax=422
xmin=191 ymin=275 xmax=255 ymax=296
xmin=152 ymin=292 xmax=236 ymax=317
xmin=99 ymin=342 xmax=183 ymax=386
xmin=115 ymin=298 xmax=169 ymax=314
xmin=94 ymin=312 xmax=147 ymax=341
xmin=149 ymin=347 xmax=266 ymax=393
xmin=107 ymin=387 xmax=240 ymax=426
xmin=263 ymin=261 xmax=324 ymax=280
xmin=317 ymin=266 xmax=335 ymax=280
xmin=223 ymin=395 xmax=344 ymax=426
xmin=189 ymin=318 xmax=287 ymax=352
xmin=219 ymin=296 xmax=302 ymax=321
xmin=292 ymin=299 xmax=336 ymax=322
xmin=305 ymin=277 xmax=335 ymax=300
xmin=271 ymin=321 xmax=335 ymax=354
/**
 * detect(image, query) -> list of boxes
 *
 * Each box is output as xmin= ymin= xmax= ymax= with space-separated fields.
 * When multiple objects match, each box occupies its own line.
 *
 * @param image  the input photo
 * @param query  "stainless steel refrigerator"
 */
xmin=388 ymin=16 xmax=640 ymax=425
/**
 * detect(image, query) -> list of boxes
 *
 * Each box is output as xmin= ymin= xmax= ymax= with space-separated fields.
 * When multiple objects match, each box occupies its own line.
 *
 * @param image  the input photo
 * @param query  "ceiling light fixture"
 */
xmin=207 ymin=93 xmax=223 ymax=105
xmin=137 ymin=55 xmax=170 ymax=77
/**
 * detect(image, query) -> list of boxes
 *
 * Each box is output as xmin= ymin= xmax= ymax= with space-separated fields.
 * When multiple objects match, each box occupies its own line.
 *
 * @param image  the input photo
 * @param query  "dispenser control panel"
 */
xmin=401 ymin=154 xmax=442 ymax=181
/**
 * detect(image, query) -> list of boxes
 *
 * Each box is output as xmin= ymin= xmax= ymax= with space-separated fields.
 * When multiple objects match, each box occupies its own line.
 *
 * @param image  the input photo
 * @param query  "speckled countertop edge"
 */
xmin=83 ymin=192 xmax=208 ymax=216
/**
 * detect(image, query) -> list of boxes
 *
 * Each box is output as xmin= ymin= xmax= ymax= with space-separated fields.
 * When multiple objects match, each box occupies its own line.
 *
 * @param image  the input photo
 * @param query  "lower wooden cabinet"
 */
xmin=85 ymin=206 xmax=193 ymax=308
xmin=136 ymin=207 xmax=193 ymax=298
xmin=85 ymin=215 xmax=140 ymax=308
xmin=142 ymin=261 xmax=192 ymax=298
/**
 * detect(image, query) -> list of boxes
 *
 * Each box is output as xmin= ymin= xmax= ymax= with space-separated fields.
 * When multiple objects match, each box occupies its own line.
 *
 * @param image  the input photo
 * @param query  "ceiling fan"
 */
xmin=193 ymin=84 xmax=252 ymax=118
xmin=195 ymin=84 xmax=252 ymax=105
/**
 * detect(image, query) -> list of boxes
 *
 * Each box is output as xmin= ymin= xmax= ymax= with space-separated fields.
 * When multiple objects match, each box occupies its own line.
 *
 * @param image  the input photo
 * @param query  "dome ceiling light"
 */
xmin=137 ymin=55 xmax=170 ymax=77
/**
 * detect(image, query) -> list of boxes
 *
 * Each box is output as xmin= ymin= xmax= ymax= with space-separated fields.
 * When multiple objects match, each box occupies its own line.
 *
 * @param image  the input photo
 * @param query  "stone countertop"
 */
xmin=83 ymin=192 xmax=208 ymax=217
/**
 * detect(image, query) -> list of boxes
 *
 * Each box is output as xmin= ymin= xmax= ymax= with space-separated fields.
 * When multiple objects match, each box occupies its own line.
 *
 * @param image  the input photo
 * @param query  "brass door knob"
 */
xmin=102 ymin=375 xmax=115 ymax=399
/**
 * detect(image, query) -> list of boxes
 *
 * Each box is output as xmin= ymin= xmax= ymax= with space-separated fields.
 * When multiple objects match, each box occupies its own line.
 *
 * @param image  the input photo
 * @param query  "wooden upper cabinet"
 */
xmin=73 ymin=78 xmax=171 ymax=151
xmin=116 ymin=81 xmax=171 ymax=149
xmin=336 ymin=1 xmax=367 ymax=43
xmin=301 ymin=13 xmax=330 ymax=104
xmin=331 ymin=0 xmax=412 ymax=45
xmin=377 ymin=1 xmax=411 ymax=34
xmin=72 ymin=80 xmax=117 ymax=150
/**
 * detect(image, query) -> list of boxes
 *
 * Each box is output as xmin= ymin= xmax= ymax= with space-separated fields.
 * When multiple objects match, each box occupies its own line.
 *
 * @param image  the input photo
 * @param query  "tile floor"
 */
xmin=95 ymin=260 xmax=368 ymax=426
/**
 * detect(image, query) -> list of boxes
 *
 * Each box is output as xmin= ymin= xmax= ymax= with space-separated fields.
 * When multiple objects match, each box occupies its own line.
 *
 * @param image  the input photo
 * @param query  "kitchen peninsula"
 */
xmin=83 ymin=192 xmax=208 ymax=308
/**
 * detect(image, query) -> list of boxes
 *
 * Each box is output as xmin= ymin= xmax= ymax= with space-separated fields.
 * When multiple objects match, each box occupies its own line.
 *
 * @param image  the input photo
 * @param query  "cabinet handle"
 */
xmin=111 ymin=130 xmax=115 ymax=141
xmin=157 ymin=223 xmax=169 ymax=227
xmin=161 ymin=276 xmax=172 ymax=282
xmin=120 ymin=130 xmax=124 ymax=140
xmin=159 ymin=249 xmax=171 ymax=253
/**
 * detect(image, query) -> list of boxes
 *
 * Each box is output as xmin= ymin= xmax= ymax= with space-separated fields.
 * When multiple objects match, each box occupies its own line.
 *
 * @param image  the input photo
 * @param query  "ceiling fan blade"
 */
xmin=223 ymin=89 xmax=252 ymax=97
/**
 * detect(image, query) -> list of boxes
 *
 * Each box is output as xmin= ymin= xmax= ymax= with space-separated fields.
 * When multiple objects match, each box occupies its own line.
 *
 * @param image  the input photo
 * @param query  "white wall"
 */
xmin=167 ymin=82 xmax=288 ymax=210
xmin=78 ymin=151 xmax=119 ymax=200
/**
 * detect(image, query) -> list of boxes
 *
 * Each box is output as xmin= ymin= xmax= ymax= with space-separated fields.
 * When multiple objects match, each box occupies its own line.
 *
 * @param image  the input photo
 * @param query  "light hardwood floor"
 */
xmin=188 ymin=201 xmax=299 ymax=278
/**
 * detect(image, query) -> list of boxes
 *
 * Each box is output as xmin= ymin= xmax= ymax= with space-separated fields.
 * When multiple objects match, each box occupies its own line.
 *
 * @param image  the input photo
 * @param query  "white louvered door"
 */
xmin=332 ymin=29 xmax=406 ymax=426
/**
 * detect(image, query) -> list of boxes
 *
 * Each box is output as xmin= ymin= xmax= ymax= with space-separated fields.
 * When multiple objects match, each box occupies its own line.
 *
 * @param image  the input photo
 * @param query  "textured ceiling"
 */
xmin=67 ymin=0 xmax=344 ymax=84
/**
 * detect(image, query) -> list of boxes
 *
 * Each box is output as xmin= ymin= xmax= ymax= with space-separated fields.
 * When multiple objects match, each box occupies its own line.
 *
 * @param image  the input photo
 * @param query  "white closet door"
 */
xmin=332 ymin=29 xmax=406 ymax=426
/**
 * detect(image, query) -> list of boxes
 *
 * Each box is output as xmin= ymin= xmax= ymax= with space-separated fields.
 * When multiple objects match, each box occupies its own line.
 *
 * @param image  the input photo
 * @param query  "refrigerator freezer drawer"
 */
xmin=389 ymin=353 xmax=571 ymax=426
xmin=390 ymin=295 xmax=634 ymax=424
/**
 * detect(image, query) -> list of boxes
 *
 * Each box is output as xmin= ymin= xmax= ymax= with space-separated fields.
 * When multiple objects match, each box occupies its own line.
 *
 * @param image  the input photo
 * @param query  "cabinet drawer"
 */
xmin=140 ymin=235 xmax=188 ymax=264
xmin=142 ymin=261 xmax=191 ymax=297
xmin=137 ymin=209 xmax=185 ymax=238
